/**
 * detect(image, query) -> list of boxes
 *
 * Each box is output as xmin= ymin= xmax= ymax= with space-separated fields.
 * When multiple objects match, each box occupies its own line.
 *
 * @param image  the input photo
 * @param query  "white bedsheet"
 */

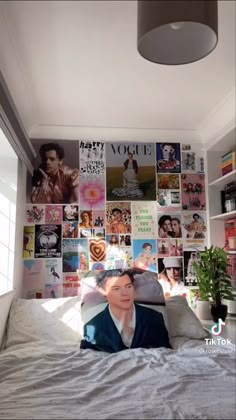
xmin=0 ymin=339 xmax=235 ymax=419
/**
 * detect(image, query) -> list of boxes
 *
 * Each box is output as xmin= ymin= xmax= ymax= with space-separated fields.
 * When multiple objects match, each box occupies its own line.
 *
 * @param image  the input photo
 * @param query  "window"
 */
xmin=0 ymin=128 xmax=18 ymax=295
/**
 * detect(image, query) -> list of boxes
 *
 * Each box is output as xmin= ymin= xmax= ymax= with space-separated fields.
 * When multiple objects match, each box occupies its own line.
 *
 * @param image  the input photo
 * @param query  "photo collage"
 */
xmin=23 ymin=140 xmax=206 ymax=305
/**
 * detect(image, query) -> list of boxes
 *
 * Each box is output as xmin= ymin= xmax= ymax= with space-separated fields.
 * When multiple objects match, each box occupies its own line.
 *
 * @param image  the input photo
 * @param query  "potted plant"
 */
xmin=192 ymin=245 xmax=235 ymax=322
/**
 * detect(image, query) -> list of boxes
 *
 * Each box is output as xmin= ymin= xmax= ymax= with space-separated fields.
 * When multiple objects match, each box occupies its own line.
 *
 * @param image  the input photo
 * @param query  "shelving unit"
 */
xmin=206 ymin=127 xmax=236 ymax=316
xmin=208 ymin=169 xmax=236 ymax=189
xmin=206 ymin=127 xmax=236 ymax=246
xmin=210 ymin=210 xmax=236 ymax=221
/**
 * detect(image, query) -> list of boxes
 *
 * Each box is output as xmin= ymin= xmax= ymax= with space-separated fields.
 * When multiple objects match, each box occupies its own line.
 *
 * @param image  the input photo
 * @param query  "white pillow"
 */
xmin=165 ymin=295 xmax=208 ymax=339
xmin=0 ymin=290 xmax=15 ymax=350
xmin=6 ymin=296 xmax=82 ymax=348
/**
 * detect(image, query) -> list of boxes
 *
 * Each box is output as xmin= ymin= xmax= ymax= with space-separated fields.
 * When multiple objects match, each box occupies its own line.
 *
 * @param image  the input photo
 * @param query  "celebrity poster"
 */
xmin=106 ymin=142 xmax=156 ymax=201
xmin=181 ymin=174 xmax=206 ymax=210
xmin=133 ymin=239 xmax=157 ymax=272
xmin=158 ymin=213 xmax=182 ymax=238
xmin=157 ymin=257 xmax=189 ymax=299
xmin=106 ymin=202 xmax=131 ymax=234
xmin=183 ymin=249 xmax=201 ymax=286
xmin=182 ymin=212 xmax=207 ymax=239
xmin=156 ymin=143 xmax=181 ymax=173
xmin=79 ymin=141 xmax=105 ymax=177
xmin=27 ymin=139 xmax=80 ymax=204
xmin=132 ymin=202 xmax=157 ymax=238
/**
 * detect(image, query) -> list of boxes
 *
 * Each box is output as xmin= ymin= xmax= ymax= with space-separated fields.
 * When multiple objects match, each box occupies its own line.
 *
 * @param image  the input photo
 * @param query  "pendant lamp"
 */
xmin=137 ymin=0 xmax=218 ymax=65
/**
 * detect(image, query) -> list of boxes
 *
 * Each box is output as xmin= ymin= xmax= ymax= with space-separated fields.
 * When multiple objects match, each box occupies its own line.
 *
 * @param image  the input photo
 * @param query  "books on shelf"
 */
xmin=224 ymin=218 xmax=236 ymax=251
xmin=227 ymin=253 xmax=236 ymax=289
xmin=221 ymin=151 xmax=236 ymax=176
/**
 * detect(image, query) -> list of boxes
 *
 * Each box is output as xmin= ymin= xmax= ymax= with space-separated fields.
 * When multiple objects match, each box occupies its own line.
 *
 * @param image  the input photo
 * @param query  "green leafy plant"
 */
xmin=192 ymin=245 xmax=235 ymax=306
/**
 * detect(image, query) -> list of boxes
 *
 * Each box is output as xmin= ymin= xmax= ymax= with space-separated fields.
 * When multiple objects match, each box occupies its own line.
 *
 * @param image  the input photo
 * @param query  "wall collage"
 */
xmin=23 ymin=139 xmax=207 ymax=307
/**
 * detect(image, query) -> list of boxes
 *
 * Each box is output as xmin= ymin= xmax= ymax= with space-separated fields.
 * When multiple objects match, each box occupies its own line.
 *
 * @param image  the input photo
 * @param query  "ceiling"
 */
xmin=0 ymin=0 xmax=235 ymax=147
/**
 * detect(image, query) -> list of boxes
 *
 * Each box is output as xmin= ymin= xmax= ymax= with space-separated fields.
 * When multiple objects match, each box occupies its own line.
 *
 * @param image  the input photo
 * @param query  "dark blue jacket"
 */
xmin=80 ymin=303 xmax=170 ymax=353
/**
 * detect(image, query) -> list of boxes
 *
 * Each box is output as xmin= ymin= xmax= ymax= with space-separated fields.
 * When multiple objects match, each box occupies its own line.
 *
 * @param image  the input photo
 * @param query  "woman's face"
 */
xmin=162 ymin=219 xmax=172 ymax=232
xmin=171 ymin=220 xmax=180 ymax=233
xmin=82 ymin=212 xmax=89 ymax=221
xmin=166 ymin=267 xmax=181 ymax=282
xmin=143 ymin=246 xmax=152 ymax=255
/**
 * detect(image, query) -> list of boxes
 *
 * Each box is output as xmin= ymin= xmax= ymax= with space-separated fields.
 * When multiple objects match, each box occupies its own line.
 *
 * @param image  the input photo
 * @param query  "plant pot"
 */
xmin=196 ymin=300 xmax=211 ymax=320
xmin=211 ymin=304 xmax=228 ymax=323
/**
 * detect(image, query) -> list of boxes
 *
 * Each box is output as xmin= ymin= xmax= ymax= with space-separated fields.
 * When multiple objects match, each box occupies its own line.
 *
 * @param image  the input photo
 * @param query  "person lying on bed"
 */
xmin=80 ymin=269 xmax=171 ymax=353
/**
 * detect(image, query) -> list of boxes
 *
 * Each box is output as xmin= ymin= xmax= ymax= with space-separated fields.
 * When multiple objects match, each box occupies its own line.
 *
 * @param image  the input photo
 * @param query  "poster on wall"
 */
xmin=35 ymin=224 xmax=62 ymax=258
xmin=63 ymin=204 xmax=79 ymax=221
xmin=106 ymin=142 xmax=156 ymax=201
xmin=181 ymin=174 xmax=206 ymax=210
xmin=79 ymin=177 xmax=105 ymax=210
xmin=132 ymin=202 xmax=157 ymax=238
xmin=27 ymin=139 xmax=80 ymax=204
xmin=157 ymin=257 xmax=189 ymax=299
xmin=45 ymin=283 xmax=63 ymax=299
xmin=79 ymin=141 xmax=105 ymax=176
xmin=25 ymin=205 xmax=45 ymax=224
xmin=133 ymin=239 xmax=157 ymax=272
xmin=45 ymin=259 xmax=62 ymax=284
xmin=62 ymin=238 xmax=80 ymax=273
xmin=181 ymin=144 xmax=205 ymax=173
xmin=45 ymin=205 xmax=63 ymax=224
xmin=63 ymin=221 xmax=79 ymax=238
xmin=23 ymin=226 xmax=35 ymax=258
xmin=157 ymin=213 xmax=182 ymax=238
xmin=183 ymin=249 xmax=201 ymax=286
xmin=63 ymin=274 xmax=81 ymax=297
xmin=182 ymin=212 xmax=207 ymax=239
xmin=89 ymin=238 xmax=106 ymax=264
xmin=105 ymin=234 xmax=127 ymax=269
xmin=157 ymin=190 xmax=181 ymax=212
xmin=106 ymin=202 xmax=131 ymax=234
xmin=156 ymin=143 xmax=181 ymax=173
xmin=23 ymin=259 xmax=45 ymax=298
xmin=157 ymin=239 xmax=170 ymax=257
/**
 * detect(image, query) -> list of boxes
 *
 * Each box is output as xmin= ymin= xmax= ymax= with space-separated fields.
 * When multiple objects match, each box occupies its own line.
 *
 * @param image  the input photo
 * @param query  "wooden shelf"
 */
xmin=210 ymin=210 xmax=236 ymax=221
xmin=208 ymin=169 xmax=236 ymax=189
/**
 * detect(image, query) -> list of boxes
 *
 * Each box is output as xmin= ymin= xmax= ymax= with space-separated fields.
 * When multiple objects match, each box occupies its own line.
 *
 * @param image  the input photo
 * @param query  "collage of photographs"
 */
xmin=23 ymin=140 xmax=207 ymax=307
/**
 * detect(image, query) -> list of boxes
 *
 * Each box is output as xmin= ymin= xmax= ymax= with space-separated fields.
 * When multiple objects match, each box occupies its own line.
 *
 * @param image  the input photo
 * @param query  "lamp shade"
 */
xmin=137 ymin=0 xmax=218 ymax=65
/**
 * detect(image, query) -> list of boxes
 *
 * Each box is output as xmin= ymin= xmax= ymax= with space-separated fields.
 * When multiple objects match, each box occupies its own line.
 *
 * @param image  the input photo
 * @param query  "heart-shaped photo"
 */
xmin=89 ymin=239 xmax=106 ymax=261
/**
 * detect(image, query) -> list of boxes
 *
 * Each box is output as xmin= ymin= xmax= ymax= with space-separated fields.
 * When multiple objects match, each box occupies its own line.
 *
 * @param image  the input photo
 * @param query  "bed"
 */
xmin=0 ymin=290 xmax=235 ymax=420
